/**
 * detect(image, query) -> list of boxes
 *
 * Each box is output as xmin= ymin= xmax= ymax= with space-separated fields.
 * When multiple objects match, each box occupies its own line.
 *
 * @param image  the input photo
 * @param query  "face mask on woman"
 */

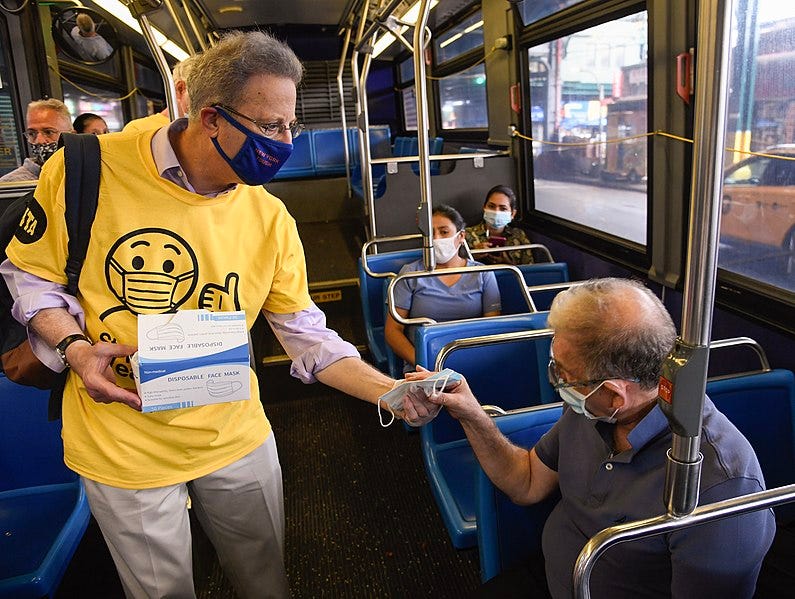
xmin=483 ymin=209 xmax=512 ymax=229
xmin=433 ymin=234 xmax=461 ymax=264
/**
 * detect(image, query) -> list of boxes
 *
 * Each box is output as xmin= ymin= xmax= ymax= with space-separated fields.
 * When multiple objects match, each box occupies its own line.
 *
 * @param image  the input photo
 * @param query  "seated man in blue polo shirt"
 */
xmin=414 ymin=277 xmax=774 ymax=598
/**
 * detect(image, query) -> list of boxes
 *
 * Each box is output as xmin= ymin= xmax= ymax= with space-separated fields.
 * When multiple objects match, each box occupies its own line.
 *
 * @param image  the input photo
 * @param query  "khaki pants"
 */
xmin=82 ymin=435 xmax=288 ymax=599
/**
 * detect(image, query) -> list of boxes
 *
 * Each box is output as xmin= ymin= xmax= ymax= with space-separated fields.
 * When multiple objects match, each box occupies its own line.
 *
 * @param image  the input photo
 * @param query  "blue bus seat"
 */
xmin=706 ymin=369 xmax=795 ymax=521
xmin=494 ymin=262 xmax=570 ymax=315
xmin=271 ymin=131 xmax=315 ymax=180
xmin=312 ymin=128 xmax=348 ymax=176
xmin=0 ymin=374 xmax=90 ymax=598
xmin=357 ymin=248 xmax=422 ymax=371
xmin=350 ymin=125 xmax=392 ymax=199
xmin=476 ymin=404 xmax=563 ymax=582
xmin=415 ymin=312 xmax=554 ymax=548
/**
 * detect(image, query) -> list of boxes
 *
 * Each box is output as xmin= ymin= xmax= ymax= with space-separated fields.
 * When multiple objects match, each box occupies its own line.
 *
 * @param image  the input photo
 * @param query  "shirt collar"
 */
xmin=151 ymin=117 xmax=236 ymax=198
xmin=626 ymin=403 xmax=670 ymax=451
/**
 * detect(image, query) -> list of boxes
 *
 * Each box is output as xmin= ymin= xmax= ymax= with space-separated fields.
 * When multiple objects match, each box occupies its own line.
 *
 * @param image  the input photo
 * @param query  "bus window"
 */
xmin=515 ymin=0 xmax=586 ymax=27
xmin=527 ymin=11 xmax=648 ymax=245
xmin=402 ymin=87 xmax=418 ymax=131
xmin=439 ymin=63 xmax=487 ymax=129
xmin=718 ymin=0 xmax=795 ymax=292
xmin=62 ymin=80 xmax=125 ymax=132
xmin=0 ymin=34 xmax=22 ymax=177
xmin=434 ymin=10 xmax=484 ymax=65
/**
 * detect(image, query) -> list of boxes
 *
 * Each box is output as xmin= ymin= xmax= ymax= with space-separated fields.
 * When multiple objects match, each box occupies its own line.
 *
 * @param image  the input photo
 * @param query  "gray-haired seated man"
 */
xmin=413 ymin=278 xmax=774 ymax=598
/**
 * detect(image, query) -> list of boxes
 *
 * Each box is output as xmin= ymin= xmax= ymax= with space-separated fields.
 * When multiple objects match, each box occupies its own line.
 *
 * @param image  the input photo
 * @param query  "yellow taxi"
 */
xmin=721 ymin=145 xmax=795 ymax=257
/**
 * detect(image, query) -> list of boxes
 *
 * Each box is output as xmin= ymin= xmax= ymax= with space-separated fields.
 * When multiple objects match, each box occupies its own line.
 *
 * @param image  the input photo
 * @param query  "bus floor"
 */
xmin=56 ymin=363 xmax=481 ymax=598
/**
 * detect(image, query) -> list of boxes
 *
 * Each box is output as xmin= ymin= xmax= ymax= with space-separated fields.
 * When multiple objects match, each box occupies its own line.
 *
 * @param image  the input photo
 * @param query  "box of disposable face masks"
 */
xmin=131 ymin=309 xmax=251 ymax=412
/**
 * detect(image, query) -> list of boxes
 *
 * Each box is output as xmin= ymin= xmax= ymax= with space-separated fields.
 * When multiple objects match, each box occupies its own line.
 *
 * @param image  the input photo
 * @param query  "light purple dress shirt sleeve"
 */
xmin=263 ymin=306 xmax=360 ymax=384
xmin=1 ymin=120 xmax=360 ymax=379
xmin=0 ymin=258 xmax=79 ymax=371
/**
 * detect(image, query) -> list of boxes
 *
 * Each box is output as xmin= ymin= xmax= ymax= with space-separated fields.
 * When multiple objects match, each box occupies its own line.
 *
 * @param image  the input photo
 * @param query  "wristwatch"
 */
xmin=55 ymin=333 xmax=92 ymax=368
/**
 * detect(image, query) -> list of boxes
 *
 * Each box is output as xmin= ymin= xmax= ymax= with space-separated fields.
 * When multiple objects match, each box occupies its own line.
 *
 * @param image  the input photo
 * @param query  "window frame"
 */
xmin=516 ymin=0 xmax=650 ymax=272
xmin=429 ymin=4 xmax=489 ymax=140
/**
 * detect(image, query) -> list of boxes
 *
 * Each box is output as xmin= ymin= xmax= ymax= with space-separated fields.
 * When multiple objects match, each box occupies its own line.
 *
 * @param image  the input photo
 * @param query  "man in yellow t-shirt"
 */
xmin=2 ymin=32 xmax=440 ymax=599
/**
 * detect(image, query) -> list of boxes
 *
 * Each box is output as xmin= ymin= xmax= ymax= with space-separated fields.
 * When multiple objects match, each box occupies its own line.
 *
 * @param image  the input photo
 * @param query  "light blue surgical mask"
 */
xmin=211 ymin=105 xmax=293 ymax=185
xmin=483 ymin=209 xmax=512 ymax=229
xmin=558 ymin=381 xmax=619 ymax=424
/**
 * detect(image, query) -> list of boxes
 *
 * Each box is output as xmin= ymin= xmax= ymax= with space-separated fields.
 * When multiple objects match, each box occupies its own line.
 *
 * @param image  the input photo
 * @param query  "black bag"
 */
xmin=0 ymin=133 xmax=101 ymax=418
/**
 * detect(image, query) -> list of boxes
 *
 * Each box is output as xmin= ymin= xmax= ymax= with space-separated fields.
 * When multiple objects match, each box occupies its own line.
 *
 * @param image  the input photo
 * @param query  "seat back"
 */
xmin=494 ymin=262 xmax=570 ymax=314
xmin=0 ymin=375 xmax=74 ymax=491
xmin=357 ymin=248 xmax=422 ymax=370
xmin=415 ymin=312 xmax=554 ymax=445
xmin=706 ymin=369 xmax=795 ymax=520
xmin=312 ymin=128 xmax=349 ymax=176
xmin=477 ymin=405 xmax=563 ymax=581
xmin=0 ymin=374 xmax=90 ymax=598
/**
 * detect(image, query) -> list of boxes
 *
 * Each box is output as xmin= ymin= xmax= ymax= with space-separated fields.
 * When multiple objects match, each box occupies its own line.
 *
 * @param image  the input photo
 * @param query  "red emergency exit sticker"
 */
xmin=658 ymin=377 xmax=673 ymax=404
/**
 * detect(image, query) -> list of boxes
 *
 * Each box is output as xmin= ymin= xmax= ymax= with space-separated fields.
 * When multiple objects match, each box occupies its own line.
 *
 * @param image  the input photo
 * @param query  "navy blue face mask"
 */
xmin=211 ymin=105 xmax=293 ymax=185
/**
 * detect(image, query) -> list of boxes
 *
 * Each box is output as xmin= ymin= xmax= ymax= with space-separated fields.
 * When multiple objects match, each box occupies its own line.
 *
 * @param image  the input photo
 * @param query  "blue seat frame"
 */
xmin=414 ymin=312 xmax=555 ymax=549
xmin=357 ymin=248 xmax=422 ymax=371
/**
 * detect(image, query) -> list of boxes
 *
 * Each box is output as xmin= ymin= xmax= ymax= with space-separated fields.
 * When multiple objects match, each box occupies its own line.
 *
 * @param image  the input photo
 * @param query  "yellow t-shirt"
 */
xmin=7 ymin=130 xmax=312 ymax=488
xmin=122 ymin=112 xmax=169 ymax=134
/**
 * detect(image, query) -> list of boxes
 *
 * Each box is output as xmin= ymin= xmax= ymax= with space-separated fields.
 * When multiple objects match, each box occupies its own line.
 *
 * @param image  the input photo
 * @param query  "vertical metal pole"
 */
xmin=351 ymin=7 xmax=372 ymax=240
xmin=162 ymin=0 xmax=194 ymax=56
xmin=181 ymin=0 xmax=209 ymax=52
xmin=138 ymin=14 xmax=179 ymax=121
xmin=338 ymin=26 xmax=353 ymax=200
xmin=664 ymin=0 xmax=733 ymax=516
xmin=413 ymin=0 xmax=435 ymax=271
xmin=359 ymin=49 xmax=377 ymax=241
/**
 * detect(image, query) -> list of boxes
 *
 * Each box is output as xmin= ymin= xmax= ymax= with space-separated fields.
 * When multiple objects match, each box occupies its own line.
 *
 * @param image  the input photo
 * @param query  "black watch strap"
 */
xmin=55 ymin=333 xmax=92 ymax=368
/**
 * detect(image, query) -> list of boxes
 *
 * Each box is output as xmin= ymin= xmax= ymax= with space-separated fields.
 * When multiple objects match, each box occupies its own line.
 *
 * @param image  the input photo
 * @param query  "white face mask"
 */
xmin=558 ymin=381 xmax=619 ymax=424
xmin=433 ymin=234 xmax=461 ymax=264
xmin=483 ymin=209 xmax=512 ymax=229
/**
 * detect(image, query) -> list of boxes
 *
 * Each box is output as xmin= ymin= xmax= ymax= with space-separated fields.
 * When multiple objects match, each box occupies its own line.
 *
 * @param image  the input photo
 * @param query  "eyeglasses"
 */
xmin=547 ymin=357 xmax=611 ymax=391
xmin=215 ymin=104 xmax=304 ymax=139
xmin=25 ymin=128 xmax=62 ymax=143
xmin=547 ymin=341 xmax=639 ymax=390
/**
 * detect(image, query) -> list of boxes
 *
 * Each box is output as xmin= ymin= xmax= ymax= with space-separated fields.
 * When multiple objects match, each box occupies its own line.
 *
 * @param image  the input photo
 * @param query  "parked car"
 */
xmin=721 ymin=145 xmax=795 ymax=259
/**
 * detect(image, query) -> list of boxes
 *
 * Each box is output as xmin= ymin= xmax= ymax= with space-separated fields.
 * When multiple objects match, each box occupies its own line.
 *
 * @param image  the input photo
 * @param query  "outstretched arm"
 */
xmin=410 ymin=371 xmax=558 ymax=504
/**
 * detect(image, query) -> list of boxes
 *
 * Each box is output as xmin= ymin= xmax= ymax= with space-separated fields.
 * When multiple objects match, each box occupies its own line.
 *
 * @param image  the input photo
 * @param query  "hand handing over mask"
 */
xmin=377 ymin=368 xmax=462 ymax=427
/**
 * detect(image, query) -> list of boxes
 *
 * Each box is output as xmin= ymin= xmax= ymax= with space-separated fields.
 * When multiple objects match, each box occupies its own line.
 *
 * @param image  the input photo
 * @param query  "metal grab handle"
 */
xmin=573 ymin=483 xmax=795 ymax=599
xmin=708 ymin=337 xmax=771 ymax=373
xmin=434 ymin=328 xmax=554 ymax=371
xmin=469 ymin=243 xmax=554 ymax=263
xmin=435 ymin=329 xmax=556 ymax=416
xmin=360 ymin=234 xmax=423 ymax=278
xmin=386 ymin=264 xmax=538 ymax=327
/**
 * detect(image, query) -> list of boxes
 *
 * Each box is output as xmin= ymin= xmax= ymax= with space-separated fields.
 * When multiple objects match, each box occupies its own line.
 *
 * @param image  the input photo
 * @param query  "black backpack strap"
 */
xmin=60 ymin=133 xmax=101 ymax=295
xmin=49 ymin=133 xmax=101 ymax=420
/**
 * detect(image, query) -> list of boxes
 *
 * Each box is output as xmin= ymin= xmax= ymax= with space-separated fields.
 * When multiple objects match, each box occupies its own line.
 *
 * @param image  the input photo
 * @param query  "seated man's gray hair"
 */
xmin=547 ymin=278 xmax=677 ymax=389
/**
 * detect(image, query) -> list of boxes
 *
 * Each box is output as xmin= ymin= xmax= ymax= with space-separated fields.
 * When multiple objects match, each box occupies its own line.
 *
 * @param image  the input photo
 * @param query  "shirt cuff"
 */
xmin=264 ymin=304 xmax=360 ymax=384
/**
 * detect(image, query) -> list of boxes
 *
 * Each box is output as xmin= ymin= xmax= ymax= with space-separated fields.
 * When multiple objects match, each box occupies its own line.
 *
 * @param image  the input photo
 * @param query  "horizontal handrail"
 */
xmin=708 ymin=336 xmax=771 ymax=374
xmin=434 ymin=328 xmax=554 ymax=371
xmin=360 ymin=234 xmax=423 ymax=278
xmin=386 ymin=264 xmax=538 ymax=326
xmin=371 ymin=151 xmax=509 ymax=165
xmin=574 ymin=483 xmax=795 ymax=599
xmin=469 ymin=243 xmax=554 ymax=263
